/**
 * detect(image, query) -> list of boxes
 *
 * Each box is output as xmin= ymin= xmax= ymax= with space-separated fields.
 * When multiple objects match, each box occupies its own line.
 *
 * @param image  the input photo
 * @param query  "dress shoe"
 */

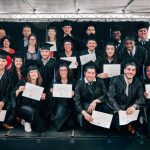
xmin=3 ymin=124 xmax=14 ymax=129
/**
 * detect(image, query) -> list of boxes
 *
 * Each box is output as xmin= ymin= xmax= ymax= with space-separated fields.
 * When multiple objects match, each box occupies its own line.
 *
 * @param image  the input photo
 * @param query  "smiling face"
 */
xmin=106 ymin=45 xmax=115 ymax=58
xmin=62 ymin=26 xmax=72 ymax=35
xmin=3 ymin=38 xmax=10 ymax=48
xmin=86 ymin=26 xmax=96 ymax=35
xmin=85 ymin=68 xmax=96 ymax=82
xmin=138 ymin=28 xmax=148 ymax=40
xmin=29 ymin=70 xmax=38 ymax=80
xmin=124 ymin=65 xmax=136 ymax=80
xmin=22 ymin=27 xmax=31 ymax=38
xmin=0 ymin=58 xmax=7 ymax=70
xmin=0 ymin=29 xmax=6 ymax=39
xmin=112 ymin=31 xmax=121 ymax=41
xmin=48 ymin=29 xmax=56 ymax=39
xmin=86 ymin=40 xmax=97 ymax=51
xmin=28 ymin=35 xmax=37 ymax=46
xmin=14 ymin=58 xmax=23 ymax=69
xmin=64 ymin=41 xmax=72 ymax=52
xmin=59 ymin=66 xmax=68 ymax=79
xmin=40 ymin=49 xmax=50 ymax=59
xmin=124 ymin=40 xmax=135 ymax=51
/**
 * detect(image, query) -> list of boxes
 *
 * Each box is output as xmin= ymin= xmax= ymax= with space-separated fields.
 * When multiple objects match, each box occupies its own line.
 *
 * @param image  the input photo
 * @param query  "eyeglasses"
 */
xmin=59 ymin=69 xmax=67 ymax=72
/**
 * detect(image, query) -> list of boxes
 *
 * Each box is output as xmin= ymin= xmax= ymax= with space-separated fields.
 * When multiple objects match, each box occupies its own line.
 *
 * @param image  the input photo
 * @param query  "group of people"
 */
xmin=0 ymin=20 xmax=150 ymax=137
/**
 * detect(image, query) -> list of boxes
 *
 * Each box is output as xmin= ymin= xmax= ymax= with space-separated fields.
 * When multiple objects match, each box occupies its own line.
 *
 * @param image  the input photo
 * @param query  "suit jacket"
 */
xmin=74 ymin=77 xmax=107 ymax=113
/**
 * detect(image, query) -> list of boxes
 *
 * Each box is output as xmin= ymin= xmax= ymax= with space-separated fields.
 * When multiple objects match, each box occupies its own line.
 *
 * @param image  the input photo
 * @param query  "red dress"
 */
xmin=0 ymin=48 xmax=15 ymax=69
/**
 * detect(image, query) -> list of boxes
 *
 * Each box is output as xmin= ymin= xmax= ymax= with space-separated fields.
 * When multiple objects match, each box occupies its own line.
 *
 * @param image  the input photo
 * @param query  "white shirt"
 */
xmin=127 ymin=46 xmax=136 ymax=56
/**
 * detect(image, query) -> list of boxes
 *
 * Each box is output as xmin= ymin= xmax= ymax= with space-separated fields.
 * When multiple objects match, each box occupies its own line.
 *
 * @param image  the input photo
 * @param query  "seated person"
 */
xmin=11 ymin=61 xmax=51 ymax=132
xmin=50 ymin=63 xmax=76 ymax=131
xmin=73 ymin=65 xmax=107 ymax=128
xmin=107 ymin=62 xmax=145 ymax=134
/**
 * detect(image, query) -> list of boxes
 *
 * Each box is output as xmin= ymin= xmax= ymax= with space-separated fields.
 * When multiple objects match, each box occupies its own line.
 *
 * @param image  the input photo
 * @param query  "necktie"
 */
xmin=130 ymin=52 xmax=133 ymax=57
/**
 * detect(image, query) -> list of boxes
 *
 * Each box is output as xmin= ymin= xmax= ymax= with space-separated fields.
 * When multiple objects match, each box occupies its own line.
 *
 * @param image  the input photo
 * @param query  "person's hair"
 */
xmin=1 ymin=35 xmax=13 ymax=47
xmin=47 ymin=26 xmax=57 ymax=42
xmin=103 ymin=44 xmax=117 ymax=62
xmin=124 ymin=62 xmax=136 ymax=69
xmin=84 ymin=65 xmax=96 ymax=73
xmin=28 ymin=33 xmax=39 ymax=49
xmin=56 ymin=63 xmax=73 ymax=82
xmin=26 ymin=70 xmax=42 ymax=86
xmin=22 ymin=25 xmax=31 ymax=30
xmin=61 ymin=40 xmax=74 ymax=52
xmin=10 ymin=57 xmax=24 ymax=81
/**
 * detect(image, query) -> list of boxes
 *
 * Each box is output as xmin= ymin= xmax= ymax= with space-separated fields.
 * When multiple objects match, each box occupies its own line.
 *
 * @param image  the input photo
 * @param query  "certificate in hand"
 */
xmin=60 ymin=57 xmax=77 ymax=69
xmin=145 ymin=84 xmax=150 ymax=99
xmin=47 ymin=42 xmax=57 ymax=51
xmin=53 ymin=84 xmax=72 ymax=98
xmin=80 ymin=53 xmax=96 ymax=65
xmin=90 ymin=110 xmax=113 ymax=129
xmin=0 ymin=110 xmax=7 ymax=122
xmin=119 ymin=110 xmax=140 ymax=125
xmin=22 ymin=82 xmax=44 ymax=101
xmin=103 ymin=64 xmax=120 ymax=77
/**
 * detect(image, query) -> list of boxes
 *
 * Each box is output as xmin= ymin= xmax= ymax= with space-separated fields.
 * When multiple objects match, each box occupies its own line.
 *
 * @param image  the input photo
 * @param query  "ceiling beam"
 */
xmin=122 ymin=0 xmax=134 ymax=13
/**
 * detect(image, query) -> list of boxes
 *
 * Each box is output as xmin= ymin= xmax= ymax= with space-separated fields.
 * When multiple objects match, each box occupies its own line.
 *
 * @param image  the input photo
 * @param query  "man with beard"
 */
xmin=107 ymin=62 xmax=145 ymax=134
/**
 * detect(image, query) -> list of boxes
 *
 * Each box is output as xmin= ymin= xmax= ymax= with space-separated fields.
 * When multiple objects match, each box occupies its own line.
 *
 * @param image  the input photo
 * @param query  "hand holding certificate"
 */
xmin=22 ymin=82 xmax=44 ymax=101
xmin=145 ymin=84 xmax=150 ymax=99
xmin=60 ymin=57 xmax=77 ymax=69
xmin=103 ymin=64 xmax=120 ymax=77
xmin=53 ymin=84 xmax=72 ymax=98
xmin=90 ymin=110 xmax=113 ymax=129
xmin=119 ymin=110 xmax=140 ymax=125
xmin=0 ymin=110 xmax=7 ymax=122
xmin=80 ymin=53 xmax=96 ymax=65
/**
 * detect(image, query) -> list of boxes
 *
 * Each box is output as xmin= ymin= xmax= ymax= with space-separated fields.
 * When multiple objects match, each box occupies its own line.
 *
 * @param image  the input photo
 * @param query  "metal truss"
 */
xmin=0 ymin=13 xmax=150 ymax=22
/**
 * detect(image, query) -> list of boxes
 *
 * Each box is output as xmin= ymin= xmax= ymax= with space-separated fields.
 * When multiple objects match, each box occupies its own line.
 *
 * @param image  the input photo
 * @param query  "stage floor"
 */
xmin=0 ymin=126 xmax=150 ymax=150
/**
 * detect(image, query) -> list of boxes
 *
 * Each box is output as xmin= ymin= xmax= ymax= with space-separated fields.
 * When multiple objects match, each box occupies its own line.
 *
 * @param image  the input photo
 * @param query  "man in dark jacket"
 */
xmin=74 ymin=65 xmax=107 ymax=128
xmin=107 ymin=62 xmax=145 ymax=133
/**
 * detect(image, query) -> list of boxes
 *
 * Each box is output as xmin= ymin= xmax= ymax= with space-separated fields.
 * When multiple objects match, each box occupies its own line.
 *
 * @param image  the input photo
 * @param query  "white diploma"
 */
xmin=22 ymin=83 xmax=44 ymax=101
xmin=53 ymin=84 xmax=72 ymax=98
xmin=0 ymin=110 xmax=7 ymax=122
xmin=145 ymin=84 xmax=150 ymax=98
xmin=47 ymin=42 xmax=57 ymax=51
xmin=90 ymin=110 xmax=113 ymax=129
xmin=119 ymin=110 xmax=140 ymax=125
xmin=80 ymin=53 xmax=96 ymax=65
xmin=60 ymin=57 xmax=77 ymax=69
xmin=103 ymin=64 xmax=121 ymax=77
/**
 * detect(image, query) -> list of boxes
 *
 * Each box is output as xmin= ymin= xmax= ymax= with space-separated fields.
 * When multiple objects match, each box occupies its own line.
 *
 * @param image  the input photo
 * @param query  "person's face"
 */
xmin=64 ymin=42 xmax=72 ymax=52
xmin=62 ymin=26 xmax=72 ymax=35
xmin=3 ymin=39 xmax=10 ymax=48
xmin=112 ymin=31 xmax=121 ymax=41
xmin=0 ymin=29 xmax=6 ymax=39
xmin=29 ymin=70 xmax=38 ymax=80
xmin=14 ymin=58 xmax=23 ymax=69
xmin=59 ymin=66 xmax=68 ymax=79
xmin=86 ymin=26 xmax=96 ymax=35
xmin=106 ymin=45 xmax=115 ymax=58
xmin=22 ymin=27 xmax=31 ymax=38
xmin=0 ymin=58 xmax=7 ymax=70
xmin=124 ymin=65 xmax=136 ymax=79
xmin=124 ymin=40 xmax=135 ymax=51
xmin=85 ymin=68 xmax=96 ymax=81
xmin=86 ymin=40 xmax=97 ymax=51
xmin=146 ymin=66 xmax=150 ymax=79
xmin=48 ymin=29 xmax=56 ymax=38
xmin=138 ymin=28 xmax=148 ymax=40
xmin=29 ymin=35 xmax=37 ymax=46
xmin=40 ymin=49 xmax=50 ymax=59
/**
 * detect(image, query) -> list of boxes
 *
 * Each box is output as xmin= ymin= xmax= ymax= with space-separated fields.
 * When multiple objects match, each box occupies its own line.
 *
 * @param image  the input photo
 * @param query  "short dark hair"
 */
xmin=124 ymin=62 xmax=136 ymax=69
xmin=84 ymin=65 xmax=96 ymax=73
xmin=22 ymin=25 xmax=31 ymax=30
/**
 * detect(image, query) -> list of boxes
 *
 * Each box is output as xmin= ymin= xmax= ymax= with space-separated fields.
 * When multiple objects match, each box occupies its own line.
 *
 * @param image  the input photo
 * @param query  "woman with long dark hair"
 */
xmin=11 ymin=61 xmax=50 ymax=132
xmin=50 ymin=63 xmax=76 ymax=131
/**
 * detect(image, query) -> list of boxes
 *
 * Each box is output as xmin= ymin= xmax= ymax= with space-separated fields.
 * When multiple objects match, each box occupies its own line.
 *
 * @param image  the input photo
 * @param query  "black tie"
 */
xmin=130 ymin=52 xmax=133 ymax=57
xmin=141 ymin=40 xmax=146 ymax=45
